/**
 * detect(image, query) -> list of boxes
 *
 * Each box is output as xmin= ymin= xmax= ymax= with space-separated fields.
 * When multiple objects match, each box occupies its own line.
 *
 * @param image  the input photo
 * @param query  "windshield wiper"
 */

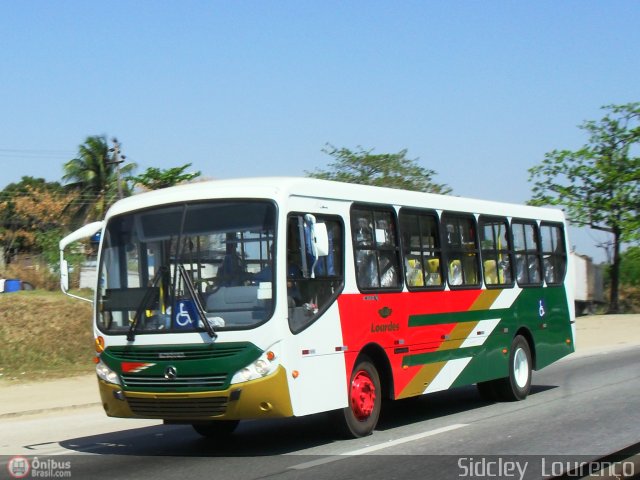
xmin=177 ymin=265 xmax=217 ymax=339
xmin=126 ymin=265 xmax=216 ymax=341
xmin=127 ymin=267 xmax=166 ymax=342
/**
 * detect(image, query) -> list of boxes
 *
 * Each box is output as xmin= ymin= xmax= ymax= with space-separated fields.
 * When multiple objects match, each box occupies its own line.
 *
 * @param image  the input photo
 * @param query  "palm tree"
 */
xmin=63 ymin=135 xmax=136 ymax=224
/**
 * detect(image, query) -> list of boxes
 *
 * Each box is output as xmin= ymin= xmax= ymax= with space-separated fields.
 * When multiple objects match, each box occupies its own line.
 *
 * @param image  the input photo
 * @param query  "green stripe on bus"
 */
xmin=408 ymin=308 xmax=511 ymax=327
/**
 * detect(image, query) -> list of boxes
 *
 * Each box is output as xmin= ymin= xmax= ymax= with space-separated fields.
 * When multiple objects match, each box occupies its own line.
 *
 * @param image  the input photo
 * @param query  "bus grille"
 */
xmin=108 ymin=345 xmax=246 ymax=361
xmin=126 ymin=396 xmax=228 ymax=418
xmin=122 ymin=374 xmax=227 ymax=389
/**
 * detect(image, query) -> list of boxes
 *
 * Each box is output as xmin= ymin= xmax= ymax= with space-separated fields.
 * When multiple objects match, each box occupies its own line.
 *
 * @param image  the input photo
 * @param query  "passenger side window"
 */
xmin=540 ymin=223 xmax=566 ymax=285
xmin=512 ymin=221 xmax=542 ymax=286
xmin=442 ymin=213 xmax=480 ymax=287
xmin=399 ymin=210 xmax=443 ymax=289
xmin=351 ymin=206 xmax=402 ymax=291
xmin=479 ymin=216 xmax=513 ymax=287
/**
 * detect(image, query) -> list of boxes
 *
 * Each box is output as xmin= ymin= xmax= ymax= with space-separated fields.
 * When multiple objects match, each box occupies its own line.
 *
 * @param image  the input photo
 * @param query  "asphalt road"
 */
xmin=1 ymin=346 xmax=639 ymax=480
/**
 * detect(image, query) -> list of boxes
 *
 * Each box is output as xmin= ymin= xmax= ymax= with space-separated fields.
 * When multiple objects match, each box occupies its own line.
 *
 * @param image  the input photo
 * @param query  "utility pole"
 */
xmin=107 ymin=138 xmax=126 ymax=199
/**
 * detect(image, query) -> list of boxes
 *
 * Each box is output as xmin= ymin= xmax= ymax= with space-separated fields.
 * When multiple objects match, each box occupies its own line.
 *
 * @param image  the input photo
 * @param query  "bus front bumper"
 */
xmin=98 ymin=365 xmax=294 ymax=421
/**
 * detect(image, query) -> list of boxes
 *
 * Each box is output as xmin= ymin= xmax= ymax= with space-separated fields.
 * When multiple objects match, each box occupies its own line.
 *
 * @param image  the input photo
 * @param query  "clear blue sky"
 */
xmin=1 ymin=1 xmax=638 ymax=261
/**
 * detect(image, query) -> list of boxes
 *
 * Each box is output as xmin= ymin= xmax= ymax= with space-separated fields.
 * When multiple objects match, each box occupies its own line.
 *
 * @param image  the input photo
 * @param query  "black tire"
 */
xmin=333 ymin=356 xmax=382 ymax=438
xmin=192 ymin=420 xmax=239 ymax=438
xmin=494 ymin=335 xmax=532 ymax=401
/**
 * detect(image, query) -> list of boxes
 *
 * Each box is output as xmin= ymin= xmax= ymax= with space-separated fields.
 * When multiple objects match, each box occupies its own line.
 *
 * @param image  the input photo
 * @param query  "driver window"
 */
xmin=286 ymin=214 xmax=344 ymax=333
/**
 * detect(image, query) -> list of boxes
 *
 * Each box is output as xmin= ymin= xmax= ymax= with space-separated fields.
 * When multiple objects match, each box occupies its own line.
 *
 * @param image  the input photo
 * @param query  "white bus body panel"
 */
xmin=285 ymin=302 xmax=348 ymax=416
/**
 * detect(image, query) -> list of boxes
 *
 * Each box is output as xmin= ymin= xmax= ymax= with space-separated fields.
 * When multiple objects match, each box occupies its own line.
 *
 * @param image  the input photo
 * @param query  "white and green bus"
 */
xmin=60 ymin=177 xmax=575 ymax=438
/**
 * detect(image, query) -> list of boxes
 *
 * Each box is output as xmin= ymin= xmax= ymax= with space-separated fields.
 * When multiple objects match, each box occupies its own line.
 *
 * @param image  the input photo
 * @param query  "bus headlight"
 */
xmin=96 ymin=360 xmax=121 ymax=386
xmin=230 ymin=350 xmax=278 ymax=384
xmin=254 ymin=359 xmax=270 ymax=376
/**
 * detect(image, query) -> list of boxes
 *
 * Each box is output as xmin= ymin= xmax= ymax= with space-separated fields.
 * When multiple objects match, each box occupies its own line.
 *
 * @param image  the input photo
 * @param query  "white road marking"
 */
xmin=289 ymin=423 xmax=468 ymax=470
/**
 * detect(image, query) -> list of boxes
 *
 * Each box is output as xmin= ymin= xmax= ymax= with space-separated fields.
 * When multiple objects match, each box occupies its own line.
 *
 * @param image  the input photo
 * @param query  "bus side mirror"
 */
xmin=303 ymin=214 xmax=330 ymax=279
xmin=59 ymin=221 xmax=103 ymax=303
xmin=313 ymin=222 xmax=329 ymax=257
xmin=304 ymin=214 xmax=329 ymax=258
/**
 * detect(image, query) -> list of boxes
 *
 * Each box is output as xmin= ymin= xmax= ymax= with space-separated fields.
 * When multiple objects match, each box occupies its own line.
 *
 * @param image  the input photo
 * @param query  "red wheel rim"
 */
xmin=350 ymin=369 xmax=376 ymax=421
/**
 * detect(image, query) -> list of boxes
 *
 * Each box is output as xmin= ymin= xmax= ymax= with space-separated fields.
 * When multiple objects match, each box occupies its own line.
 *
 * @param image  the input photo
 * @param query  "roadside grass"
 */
xmin=0 ymin=290 xmax=94 ymax=382
xmin=620 ymin=285 xmax=640 ymax=313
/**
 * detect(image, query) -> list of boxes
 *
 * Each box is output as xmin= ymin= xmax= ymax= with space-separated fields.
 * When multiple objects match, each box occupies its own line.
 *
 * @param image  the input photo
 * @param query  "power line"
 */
xmin=0 ymin=148 xmax=75 ymax=159
xmin=0 ymin=148 xmax=74 ymax=153
xmin=0 ymin=192 xmax=119 ymax=201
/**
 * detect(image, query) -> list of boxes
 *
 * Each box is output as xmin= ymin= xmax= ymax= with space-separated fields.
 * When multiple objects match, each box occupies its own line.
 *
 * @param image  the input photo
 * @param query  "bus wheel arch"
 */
xmin=358 ymin=343 xmax=394 ymax=401
xmin=514 ymin=327 xmax=537 ymax=370
xmin=333 ymin=345 xmax=390 ymax=438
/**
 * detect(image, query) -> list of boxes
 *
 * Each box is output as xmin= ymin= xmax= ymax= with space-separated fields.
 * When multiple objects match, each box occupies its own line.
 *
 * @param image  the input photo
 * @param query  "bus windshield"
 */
xmin=97 ymin=201 xmax=276 ymax=335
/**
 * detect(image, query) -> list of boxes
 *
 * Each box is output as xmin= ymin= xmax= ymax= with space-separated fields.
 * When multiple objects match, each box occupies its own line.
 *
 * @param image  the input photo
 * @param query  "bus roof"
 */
xmin=104 ymin=177 xmax=565 ymax=222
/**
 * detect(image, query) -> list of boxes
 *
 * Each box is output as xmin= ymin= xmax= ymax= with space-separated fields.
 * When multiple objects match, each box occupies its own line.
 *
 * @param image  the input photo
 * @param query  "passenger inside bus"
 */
xmin=253 ymin=248 xmax=303 ymax=305
xmin=252 ymin=244 xmax=275 ymax=283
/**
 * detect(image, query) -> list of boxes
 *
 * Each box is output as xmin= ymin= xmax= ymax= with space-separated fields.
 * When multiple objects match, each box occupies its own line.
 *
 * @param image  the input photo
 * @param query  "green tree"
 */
xmin=528 ymin=102 xmax=640 ymax=313
xmin=129 ymin=163 xmax=201 ymax=190
xmin=620 ymin=246 xmax=640 ymax=287
xmin=307 ymin=144 xmax=451 ymax=194
xmin=63 ymin=135 xmax=136 ymax=224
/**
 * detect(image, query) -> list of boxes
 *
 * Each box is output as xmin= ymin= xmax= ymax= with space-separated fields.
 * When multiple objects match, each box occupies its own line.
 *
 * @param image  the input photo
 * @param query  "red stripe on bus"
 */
xmin=337 ymin=289 xmax=483 ymax=398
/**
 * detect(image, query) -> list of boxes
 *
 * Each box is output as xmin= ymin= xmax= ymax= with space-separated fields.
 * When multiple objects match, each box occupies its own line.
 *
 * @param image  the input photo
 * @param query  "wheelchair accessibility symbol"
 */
xmin=174 ymin=300 xmax=196 ymax=329
xmin=538 ymin=299 xmax=546 ymax=318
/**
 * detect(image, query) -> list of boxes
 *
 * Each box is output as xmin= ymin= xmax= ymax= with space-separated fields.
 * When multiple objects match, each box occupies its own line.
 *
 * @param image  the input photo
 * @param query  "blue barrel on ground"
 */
xmin=4 ymin=279 xmax=22 ymax=292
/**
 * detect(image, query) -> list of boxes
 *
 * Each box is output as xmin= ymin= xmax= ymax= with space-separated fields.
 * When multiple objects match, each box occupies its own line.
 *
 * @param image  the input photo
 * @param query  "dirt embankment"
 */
xmin=0 ymin=291 xmax=94 ymax=381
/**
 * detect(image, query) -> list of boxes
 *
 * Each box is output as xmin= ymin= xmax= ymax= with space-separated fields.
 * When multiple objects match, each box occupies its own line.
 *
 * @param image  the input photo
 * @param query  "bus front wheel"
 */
xmin=334 ymin=356 xmax=382 ymax=438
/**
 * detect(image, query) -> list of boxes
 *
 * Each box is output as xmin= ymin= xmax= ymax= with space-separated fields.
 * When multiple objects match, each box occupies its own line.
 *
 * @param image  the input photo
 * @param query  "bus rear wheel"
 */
xmin=334 ymin=356 xmax=381 ymax=438
xmin=494 ymin=335 xmax=532 ymax=401
xmin=192 ymin=420 xmax=239 ymax=438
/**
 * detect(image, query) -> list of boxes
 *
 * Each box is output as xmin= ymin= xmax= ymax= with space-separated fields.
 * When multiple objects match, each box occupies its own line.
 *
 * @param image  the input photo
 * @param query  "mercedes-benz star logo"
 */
xmin=164 ymin=366 xmax=177 ymax=380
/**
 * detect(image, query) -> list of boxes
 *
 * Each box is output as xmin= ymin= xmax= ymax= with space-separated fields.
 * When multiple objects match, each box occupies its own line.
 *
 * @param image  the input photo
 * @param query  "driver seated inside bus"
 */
xmin=216 ymin=235 xmax=245 ymax=286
